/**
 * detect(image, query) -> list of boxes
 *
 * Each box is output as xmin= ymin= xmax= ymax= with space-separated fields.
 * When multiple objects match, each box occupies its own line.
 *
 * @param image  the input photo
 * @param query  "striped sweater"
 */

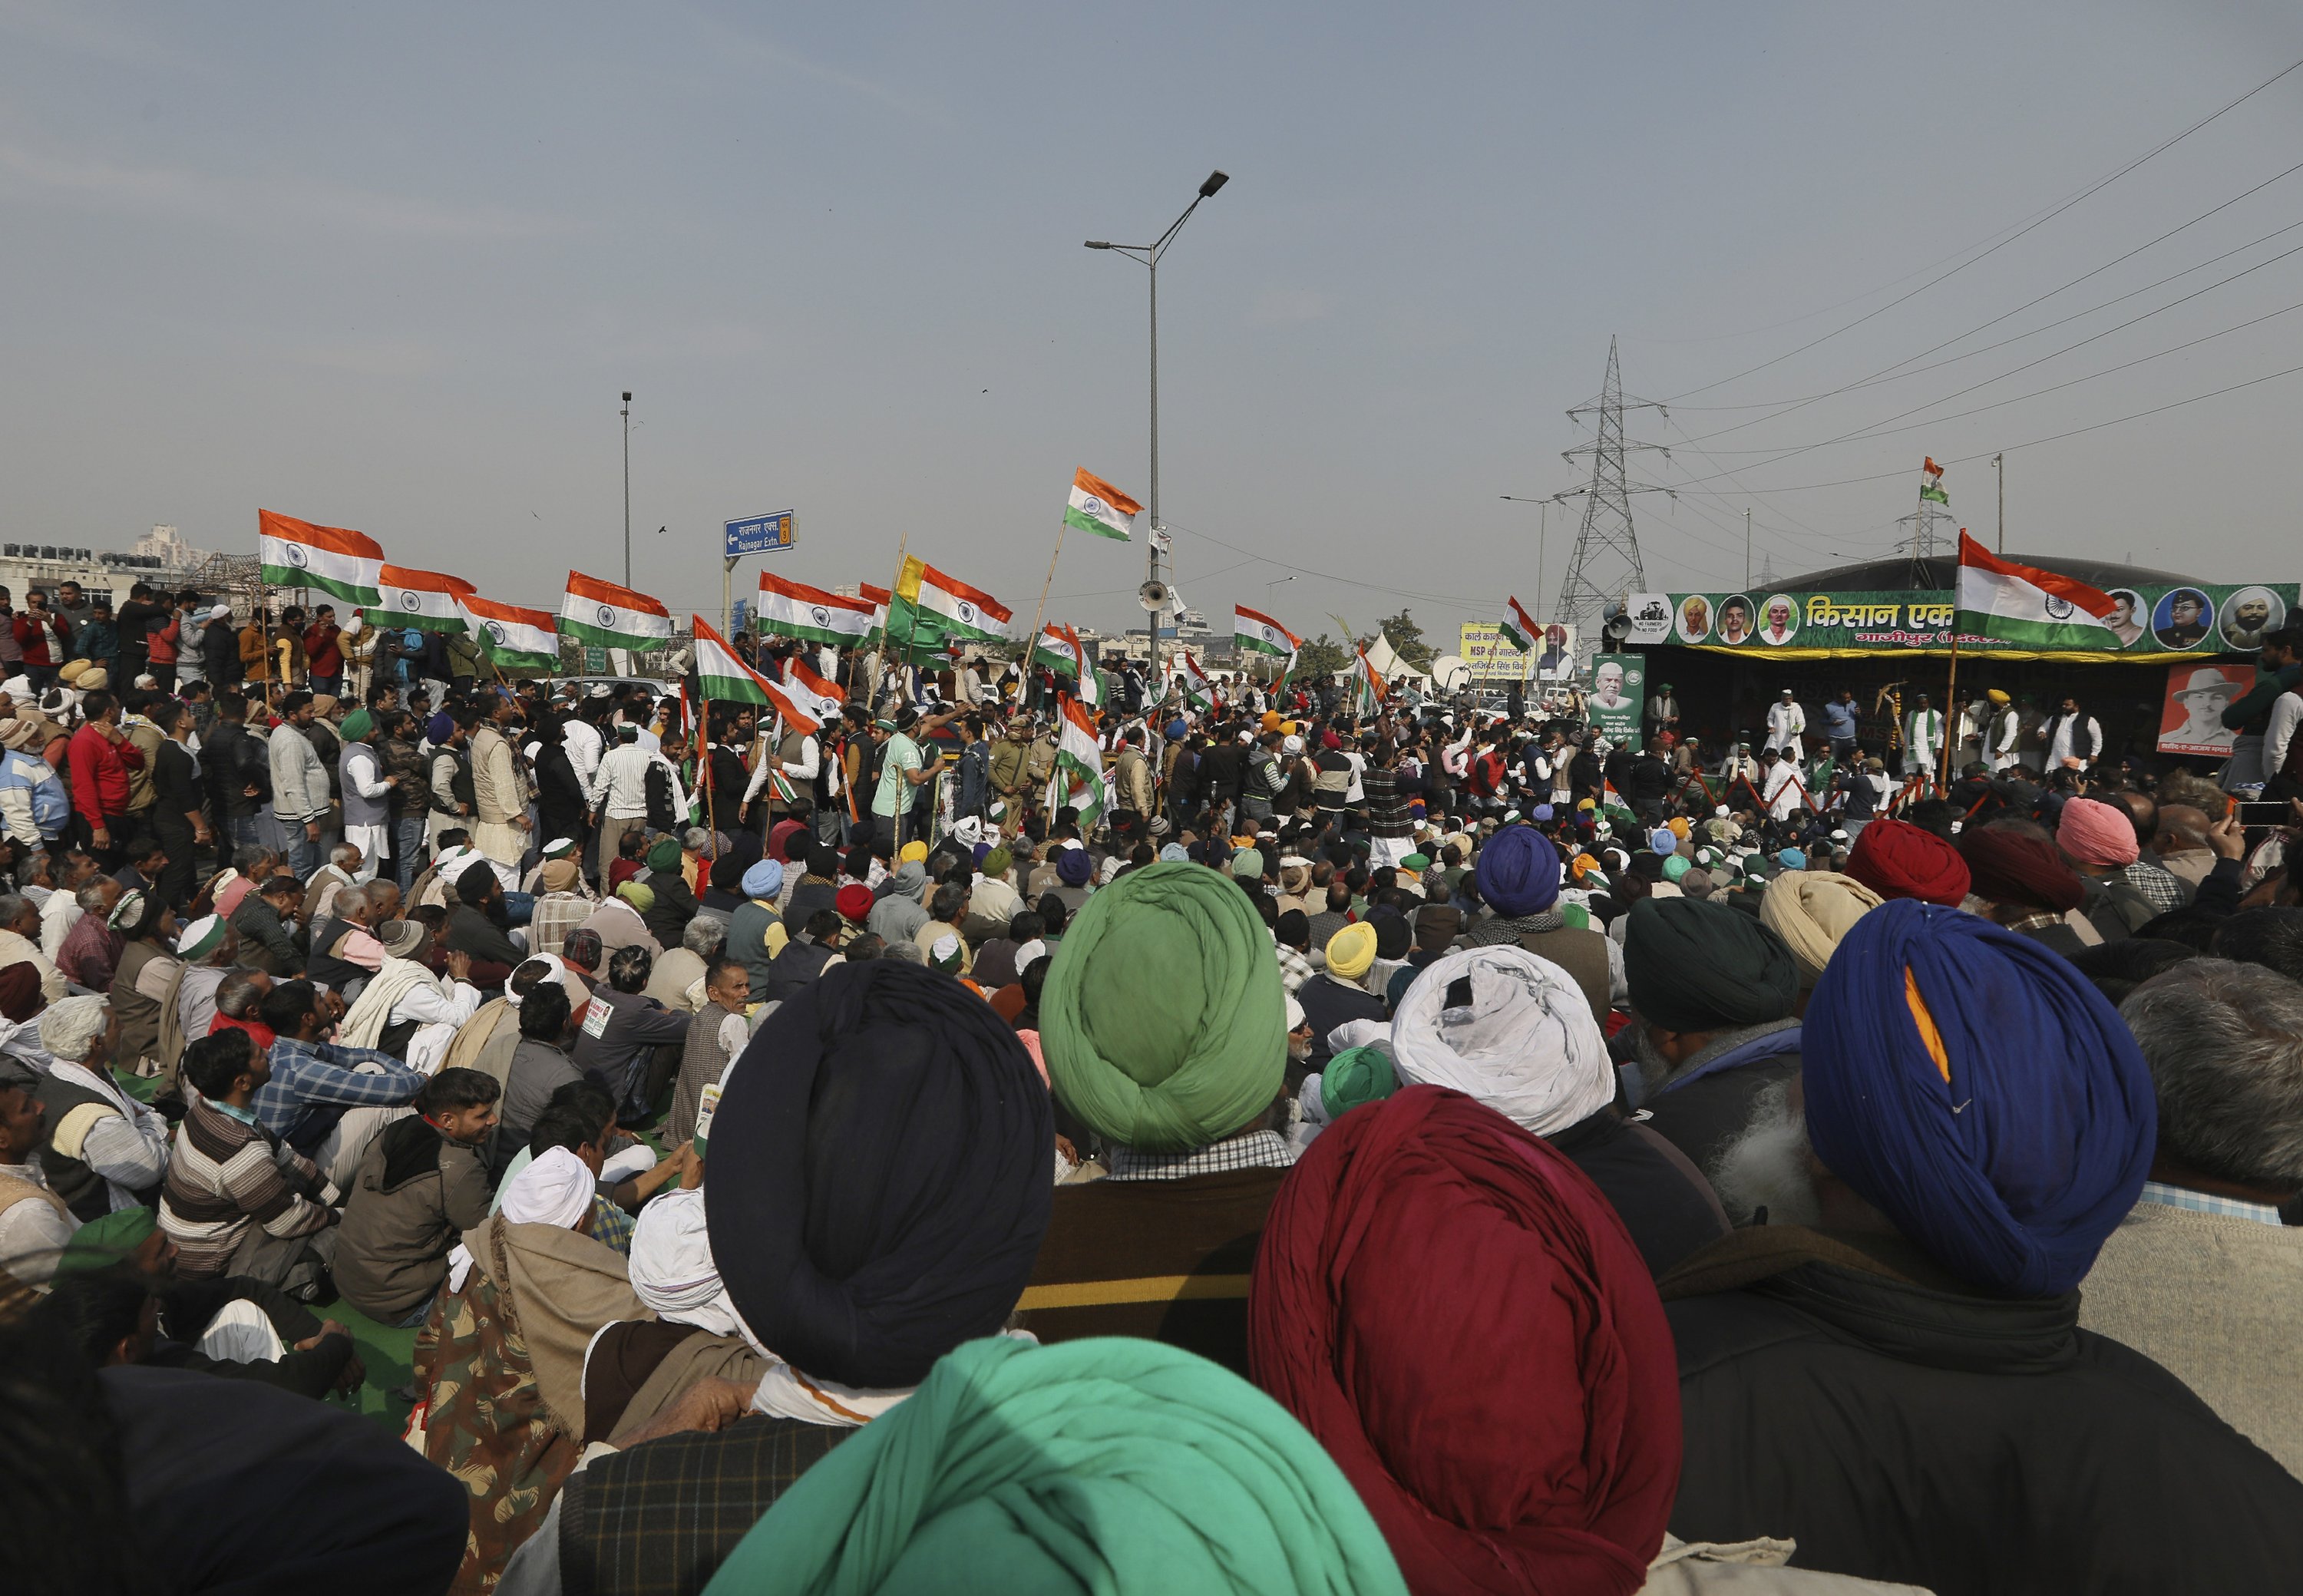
xmin=159 ymin=1098 xmax=338 ymax=1278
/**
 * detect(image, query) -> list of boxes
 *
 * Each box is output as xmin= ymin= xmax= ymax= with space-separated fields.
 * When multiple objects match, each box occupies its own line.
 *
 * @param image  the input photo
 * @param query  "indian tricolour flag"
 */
xmin=1954 ymin=530 xmax=2120 ymax=650
xmin=376 ymin=565 xmax=474 ymax=633
xmin=1170 ymin=650 xmax=1212 ymax=710
xmin=460 ymin=594 xmax=560 ymax=672
xmin=1064 ymin=468 xmax=1141 ymax=542
xmin=889 ymin=557 xmax=1012 ymax=648
xmin=778 ymin=658 xmax=848 ymax=731
xmin=258 ymin=510 xmax=383 ymax=606
xmin=692 ymin=616 xmax=774 ymax=709
xmin=1031 ymin=623 xmax=1102 ymax=706
xmin=1049 ymin=695 xmax=1109 ymax=827
xmin=559 ymin=570 xmax=674 ymax=650
xmin=859 ymin=583 xmax=891 ymax=629
xmin=1233 ymin=604 xmax=1300 ymax=663
xmin=757 ymin=572 xmax=874 ymax=648
xmin=1499 ymin=596 xmax=1538 ymax=653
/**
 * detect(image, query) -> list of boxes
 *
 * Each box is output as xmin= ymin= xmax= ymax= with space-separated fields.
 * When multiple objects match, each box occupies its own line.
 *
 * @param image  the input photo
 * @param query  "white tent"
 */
xmin=1360 ymin=631 xmax=1430 ymax=683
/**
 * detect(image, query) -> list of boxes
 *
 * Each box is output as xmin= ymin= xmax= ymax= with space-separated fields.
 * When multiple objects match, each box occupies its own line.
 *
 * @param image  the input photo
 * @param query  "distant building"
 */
xmin=1173 ymin=607 xmax=1214 ymax=641
xmin=0 ymin=528 xmax=213 ymax=610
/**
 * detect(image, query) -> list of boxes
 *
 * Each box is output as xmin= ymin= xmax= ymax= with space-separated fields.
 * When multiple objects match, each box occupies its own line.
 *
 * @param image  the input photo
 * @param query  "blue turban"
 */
xmin=1777 ymin=848 xmax=1806 ymax=870
xmin=1474 ymin=826 xmax=1560 ymax=918
xmin=426 ymin=712 xmax=454 ymax=744
xmin=1056 ymin=848 xmax=1093 ymax=887
xmin=972 ymin=841 xmax=992 ymax=869
xmin=1531 ymin=804 xmax=1555 ymax=821
xmin=742 ymin=858 xmax=785 ymax=900
xmin=1804 ymin=898 xmax=2154 ymax=1297
xmin=1159 ymin=842 xmax=1190 ymax=863
xmin=1166 ymin=719 xmax=1188 ymax=741
xmin=1649 ymin=828 xmax=1678 ymax=856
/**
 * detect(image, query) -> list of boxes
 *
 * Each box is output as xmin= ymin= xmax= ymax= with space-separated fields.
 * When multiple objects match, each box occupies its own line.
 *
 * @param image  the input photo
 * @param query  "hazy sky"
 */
xmin=6 ymin=2 xmax=2301 ymax=652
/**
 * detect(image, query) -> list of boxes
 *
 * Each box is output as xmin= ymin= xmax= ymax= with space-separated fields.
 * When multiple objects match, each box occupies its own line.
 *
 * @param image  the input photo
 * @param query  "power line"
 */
xmin=1636 ymin=359 xmax=2303 ymax=496
xmin=1667 ymin=235 xmax=2303 ymax=479
xmin=1672 ymin=170 xmax=2303 ymax=429
xmin=1662 ymin=54 xmax=2303 ymax=402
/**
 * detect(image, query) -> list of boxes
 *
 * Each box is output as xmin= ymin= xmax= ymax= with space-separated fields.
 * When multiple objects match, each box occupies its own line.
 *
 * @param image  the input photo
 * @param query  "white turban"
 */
xmin=627 ymin=1188 xmax=742 ymax=1338
xmin=504 ymin=953 xmax=568 ymax=1008
xmin=950 ymin=815 xmax=985 ymax=847
xmin=450 ymin=1144 xmax=595 ymax=1290
xmin=1388 ymin=946 xmax=1614 ymax=1138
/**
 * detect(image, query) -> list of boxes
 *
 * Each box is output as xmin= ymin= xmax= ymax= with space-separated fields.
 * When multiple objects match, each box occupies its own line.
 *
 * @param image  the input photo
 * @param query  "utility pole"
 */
xmin=621 ymin=392 xmax=633 ymax=589
xmin=1554 ymin=337 xmax=1673 ymax=658
xmin=1744 ymin=507 xmax=1752 ymax=589
xmin=1085 ymin=171 xmax=1230 ymax=689
xmin=1994 ymin=452 xmax=2005 ymax=553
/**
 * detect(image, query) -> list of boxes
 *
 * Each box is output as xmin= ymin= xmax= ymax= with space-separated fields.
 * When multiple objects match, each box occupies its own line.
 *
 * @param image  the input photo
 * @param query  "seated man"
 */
xmin=229 ymin=872 xmax=307 ymax=976
xmin=1674 ymin=899 xmax=2303 ymax=1589
xmin=1022 ymin=861 xmax=1293 ymax=1376
xmin=2081 ymin=958 xmax=2303 ymax=1476
xmin=444 ymin=860 xmax=527 ymax=986
xmin=570 ymin=943 xmax=691 ymax=1122
xmin=1622 ymin=894 xmax=1803 ymax=1178
xmin=55 ymin=878 xmax=124 ymax=993
xmin=29 ymin=993 xmax=168 ymax=1222
xmin=302 ymin=879 xmax=394 ymax=999
xmin=253 ymin=979 xmax=428 ymax=1191
xmin=335 ymin=1067 xmax=501 ymax=1328
xmin=159 ymin=1029 xmax=339 ymax=1294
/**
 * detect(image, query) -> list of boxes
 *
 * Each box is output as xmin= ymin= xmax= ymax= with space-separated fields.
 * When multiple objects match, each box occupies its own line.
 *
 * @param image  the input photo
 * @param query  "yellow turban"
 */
xmin=1667 ymin=817 xmax=1690 ymax=840
xmin=1987 ymin=689 xmax=2010 ymax=705
xmin=899 ymin=841 xmax=930 ymax=864
xmin=1326 ymin=922 xmax=1379 ymax=983
xmin=1759 ymin=870 xmax=1885 ymax=986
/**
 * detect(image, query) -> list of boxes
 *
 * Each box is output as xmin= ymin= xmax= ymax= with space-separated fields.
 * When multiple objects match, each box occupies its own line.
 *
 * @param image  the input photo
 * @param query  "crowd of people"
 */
xmin=2 ymin=605 xmax=2301 ymax=1595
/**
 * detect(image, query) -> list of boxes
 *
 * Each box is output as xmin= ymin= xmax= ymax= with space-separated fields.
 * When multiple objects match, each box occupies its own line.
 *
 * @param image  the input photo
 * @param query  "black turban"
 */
xmin=707 ymin=960 xmax=1053 ymax=1388
xmin=1623 ymin=895 xmax=1799 ymax=1033
xmin=456 ymin=860 xmax=499 ymax=905
xmin=1372 ymin=910 xmax=1413 ymax=962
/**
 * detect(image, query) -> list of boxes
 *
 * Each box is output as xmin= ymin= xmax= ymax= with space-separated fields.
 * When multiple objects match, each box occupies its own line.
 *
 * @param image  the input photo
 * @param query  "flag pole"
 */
xmin=869 ymin=532 xmax=908 ymax=712
xmin=1939 ymin=536 xmax=1964 ymax=793
xmin=1025 ymin=522 xmax=1066 ymax=715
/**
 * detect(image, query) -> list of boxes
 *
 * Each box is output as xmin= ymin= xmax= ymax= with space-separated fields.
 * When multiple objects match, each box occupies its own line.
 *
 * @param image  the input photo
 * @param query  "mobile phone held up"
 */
xmin=2236 ymin=801 xmax=2295 ymax=827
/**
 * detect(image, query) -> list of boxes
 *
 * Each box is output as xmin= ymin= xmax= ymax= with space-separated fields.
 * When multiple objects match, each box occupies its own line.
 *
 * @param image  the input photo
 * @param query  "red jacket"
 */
xmin=303 ymin=622 xmax=342 ymax=677
xmin=147 ymin=614 xmax=181 ymax=667
xmin=66 ymin=722 xmax=143 ymax=825
xmin=10 ymin=611 xmax=67 ymax=668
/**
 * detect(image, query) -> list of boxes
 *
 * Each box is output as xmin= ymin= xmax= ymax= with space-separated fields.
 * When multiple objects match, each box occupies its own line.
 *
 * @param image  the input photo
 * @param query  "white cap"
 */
xmin=1284 ymin=994 xmax=1307 ymax=1032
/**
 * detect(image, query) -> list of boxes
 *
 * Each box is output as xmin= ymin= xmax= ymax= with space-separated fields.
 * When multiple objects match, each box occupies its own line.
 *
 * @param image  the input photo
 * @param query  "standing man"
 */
xmin=66 ymin=689 xmax=144 ymax=870
xmin=336 ymin=709 xmax=395 ymax=886
xmin=1987 ymin=689 xmax=2023 ymax=773
xmin=203 ymin=690 xmax=270 ymax=851
xmin=113 ymin=582 xmax=164 ymax=688
xmin=2039 ymin=695 xmax=2102 ymax=772
xmin=1902 ymin=692 xmax=1944 ymax=779
xmin=302 ymin=606 xmax=345 ymax=699
xmin=1763 ymin=689 xmax=1806 ymax=758
xmin=12 ymin=590 xmax=68 ymax=692
xmin=1821 ymin=688 xmax=1860 ymax=765
xmin=1646 ymin=680 xmax=1680 ymax=739
xmin=869 ymin=707 xmax=950 ymax=851
xmin=469 ymin=696 xmax=531 ymax=873
xmin=51 ymin=580 xmax=92 ymax=659
xmin=269 ymin=690 xmax=332 ymax=879
xmin=586 ymin=724 xmax=659 ymax=881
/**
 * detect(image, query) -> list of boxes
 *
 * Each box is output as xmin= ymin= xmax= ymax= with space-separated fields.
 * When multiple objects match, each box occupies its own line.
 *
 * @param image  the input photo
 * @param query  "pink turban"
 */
xmin=2057 ymin=798 xmax=2139 ymax=867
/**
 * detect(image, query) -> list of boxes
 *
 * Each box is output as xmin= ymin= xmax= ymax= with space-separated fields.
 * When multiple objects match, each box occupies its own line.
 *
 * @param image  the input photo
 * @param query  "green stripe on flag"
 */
xmin=1063 ymin=505 xmax=1130 ymax=541
xmin=263 ymin=564 xmax=380 ymax=606
xmin=699 ymin=671 xmax=770 ymax=706
xmin=368 ymin=610 xmax=467 ymax=634
xmin=557 ymin=616 xmax=666 ymax=649
xmin=1951 ymin=610 xmax=2114 ymax=649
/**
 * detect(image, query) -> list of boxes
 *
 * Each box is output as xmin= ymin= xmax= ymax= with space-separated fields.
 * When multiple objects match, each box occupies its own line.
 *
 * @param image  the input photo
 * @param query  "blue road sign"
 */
xmin=731 ymin=597 xmax=749 ymax=633
xmin=725 ymin=511 xmax=795 ymax=557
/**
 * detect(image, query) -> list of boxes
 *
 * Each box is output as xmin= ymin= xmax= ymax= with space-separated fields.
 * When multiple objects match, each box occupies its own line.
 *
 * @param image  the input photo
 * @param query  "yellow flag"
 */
xmin=894 ymin=554 xmax=926 ymax=604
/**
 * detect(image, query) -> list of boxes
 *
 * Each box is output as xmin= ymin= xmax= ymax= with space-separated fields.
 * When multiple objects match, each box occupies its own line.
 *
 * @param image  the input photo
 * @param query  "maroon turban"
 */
xmin=1846 ymin=817 xmax=1971 ymax=907
xmin=1959 ymin=828 xmax=2085 ymax=914
xmin=1250 ymin=1085 xmax=1680 ymax=1594
xmin=0 ymin=963 xmax=39 ymax=1024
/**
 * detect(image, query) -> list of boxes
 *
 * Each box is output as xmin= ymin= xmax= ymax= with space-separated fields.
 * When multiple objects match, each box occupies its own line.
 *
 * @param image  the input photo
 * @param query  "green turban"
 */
xmin=1322 ymin=1045 xmax=1399 ymax=1118
xmin=55 ymin=1205 xmax=157 ymax=1275
xmin=338 ymin=708 xmax=374 ymax=742
xmin=646 ymin=837 xmax=682 ymax=873
xmin=616 ymin=881 xmax=656 ymax=913
xmin=702 ymin=1336 xmax=1406 ymax=1596
xmin=1622 ymin=895 xmax=1799 ymax=1034
xmin=1232 ymin=847 xmax=1264 ymax=880
xmin=982 ymin=846 xmax=1012 ymax=878
xmin=1042 ymin=861 xmax=1285 ymax=1152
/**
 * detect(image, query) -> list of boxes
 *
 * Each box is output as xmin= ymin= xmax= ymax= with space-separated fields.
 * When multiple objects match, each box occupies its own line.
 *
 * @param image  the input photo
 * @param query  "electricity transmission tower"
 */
xmin=1894 ymin=501 xmax=1957 ymax=587
xmin=1554 ymin=337 xmax=1674 ymax=653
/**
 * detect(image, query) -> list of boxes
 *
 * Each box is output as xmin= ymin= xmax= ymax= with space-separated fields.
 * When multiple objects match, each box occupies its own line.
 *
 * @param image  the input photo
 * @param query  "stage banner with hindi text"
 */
xmin=1631 ymin=583 xmax=2295 ymax=662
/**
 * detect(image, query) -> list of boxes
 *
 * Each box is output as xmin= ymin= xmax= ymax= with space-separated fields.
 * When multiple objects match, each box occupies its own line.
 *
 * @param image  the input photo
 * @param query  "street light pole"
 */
xmin=1085 ymin=170 xmax=1229 ymax=682
xmin=1498 ymin=494 xmax=1561 ymax=620
xmin=621 ymin=391 xmax=633 ymax=589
